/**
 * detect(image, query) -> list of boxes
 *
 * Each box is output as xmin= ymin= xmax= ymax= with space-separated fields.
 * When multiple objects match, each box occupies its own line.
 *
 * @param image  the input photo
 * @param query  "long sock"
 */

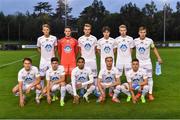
xmin=84 ymin=85 xmax=95 ymax=97
xmin=36 ymin=89 xmax=41 ymax=99
xmin=60 ymin=86 xmax=66 ymax=101
xmin=148 ymin=77 xmax=153 ymax=94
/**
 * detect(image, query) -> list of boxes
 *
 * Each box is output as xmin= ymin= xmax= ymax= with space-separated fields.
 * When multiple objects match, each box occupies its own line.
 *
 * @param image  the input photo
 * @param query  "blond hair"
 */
xmin=42 ymin=24 xmax=50 ymax=29
xmin=119 ymin=24 xmax=127 ymax=29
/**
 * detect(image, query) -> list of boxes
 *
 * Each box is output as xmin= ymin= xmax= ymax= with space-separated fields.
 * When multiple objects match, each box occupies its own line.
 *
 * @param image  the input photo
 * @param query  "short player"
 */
xmin=66 ymin=57 xmax=95 ymax=103
xmin=37 ymin=24 xmax=57 ymax=87
xmin=97 ymin=56 xmax=121 ymax=103
xmin=134 ymin=26 xmax=163 ymax=100
xmin=97 ymin=26 xmax=116 ymax=70
xmin=58 ymin=26 xmax=78 ymax=82
xmin=113 ymin=59 xmax=149 ymax=103
xmin=78 ymin=24 xmax=98 ymax=85
xmin=115 ymin=24 xmax=134 ymax=76
xmin=12 ymin=58 xmax=42 ymax=107
xmin=41 ymin=57 xmax=66 ymax=106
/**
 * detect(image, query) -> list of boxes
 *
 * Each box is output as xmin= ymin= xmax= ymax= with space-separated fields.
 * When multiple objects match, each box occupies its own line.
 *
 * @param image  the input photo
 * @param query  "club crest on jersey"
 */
xmin=104 ymin=46 xmax=111 ymax=53
xmin=45 ymin=44 xmax=52 ymax=52
xmin=25 ymin=77 xmax=33 ymax=83
xmin=84 ymin=43 xmax=91 ymax=51
xmin=51 ymin=76 xmax=59 ymax=81
xmin=64 ymin=45 xmax=72 ymax=53
xmin=104 ymin=76 xmax=113 ymax=82
xmin=120 ymin=44 xmax=128 ymax=52
xmin=138 ymin=47 xmax=145 ymax=54
xmin=78 ymin=76 xmax=87 ymax=82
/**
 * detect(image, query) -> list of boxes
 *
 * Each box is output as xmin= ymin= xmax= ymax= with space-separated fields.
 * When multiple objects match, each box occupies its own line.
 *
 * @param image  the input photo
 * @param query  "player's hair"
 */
xmin=51 ymin=57 xmax=59 ymax=63
xmin=119 ymin=24 xmax=127 ymax=29
xmin=42 ymin=24 xmax=50 ymax=29
xmin=105 ymin=56 xmax=113 ymax=61
xmin=23 ymin=57 xmax=32 ymax=63
xmin=84 ymin=23 xmax=92 ymax=29
xmin=65 ymin=26 xmax=72 ymax=30
xmin=139 ymin=26 xmax=147 ymax=31
xmin=132 ymin=58 xmax=139 ymax=63
xmin=77 ymin=57 xmax=85 ymax=63
xmin=102 ymin=26 xmax=110 ymax=33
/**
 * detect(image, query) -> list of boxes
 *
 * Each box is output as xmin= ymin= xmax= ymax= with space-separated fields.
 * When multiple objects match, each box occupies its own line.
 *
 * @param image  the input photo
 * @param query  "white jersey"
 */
xmin=98 ymin=67 xmax=120 ymax=83
xmin=115 ymin=35 xmax=134 ymax=64
xmin=78 ymin=35 xmax=97 ymax=60
xmin=126 ymin=68 xmax=148 ymax=84
xmin=46 ymin=65 xmax=65 ymax=82
xmin=71 ymin=67 xmax=94 ymax=96
xmin=18 ymin=66 xmax=40 ymax=84
xmin=134 ymin=37 xmax=154 ymax=63
xmin=37 ymin=35 xmax=57 ymax=65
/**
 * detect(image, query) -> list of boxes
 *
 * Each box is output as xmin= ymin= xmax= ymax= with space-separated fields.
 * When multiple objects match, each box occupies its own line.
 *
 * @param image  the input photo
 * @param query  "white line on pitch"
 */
xmin=0 ymin=55 xmax=38 ymax=68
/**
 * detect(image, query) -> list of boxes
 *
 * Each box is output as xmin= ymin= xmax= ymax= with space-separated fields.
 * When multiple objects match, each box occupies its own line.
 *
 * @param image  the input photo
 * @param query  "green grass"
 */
xmin=0 ymin=48 xmax=180 ymax=119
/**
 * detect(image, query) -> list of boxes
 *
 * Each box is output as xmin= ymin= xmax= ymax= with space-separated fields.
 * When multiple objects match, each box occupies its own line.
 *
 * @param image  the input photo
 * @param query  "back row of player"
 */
xmin=12 ymin=23 xmax=163 ymax=107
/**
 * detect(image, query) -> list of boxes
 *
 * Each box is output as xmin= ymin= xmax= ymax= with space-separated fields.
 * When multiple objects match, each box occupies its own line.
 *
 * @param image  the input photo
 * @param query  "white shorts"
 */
xmin=139 ymin=62 xmax=152 ymax=77
xmin=100 ymin=82 xmax=115 ymax=89
xmin=39 ymin=62 xmax=51 ymax=77
xmin=23 ymin=83 xmax=35 ymax=91
xmin=116 ymin=63 xmax=131 ymax=76
xmin=51 ymin=84 xmax=60 ymax=92
xmin=85 ymin=59 xmax=97 ymax=77
xmin=121 ymin=83 xmax=130 ymax=90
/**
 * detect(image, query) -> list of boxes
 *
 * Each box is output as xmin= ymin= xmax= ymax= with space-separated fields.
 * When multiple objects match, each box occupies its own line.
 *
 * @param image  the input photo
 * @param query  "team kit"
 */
xmin=12 ymin=23 xmax=163 ymax=107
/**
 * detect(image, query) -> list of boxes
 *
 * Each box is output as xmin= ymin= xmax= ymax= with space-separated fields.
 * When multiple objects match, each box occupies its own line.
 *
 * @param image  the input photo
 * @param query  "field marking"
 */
xmin=0 ymin=55 xmax=38 ymax=68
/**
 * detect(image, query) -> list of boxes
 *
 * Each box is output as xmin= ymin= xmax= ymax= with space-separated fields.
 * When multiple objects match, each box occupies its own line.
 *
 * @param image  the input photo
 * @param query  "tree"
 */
xmin=142 ymin=1 xmax=157 ymax=18
xmin=34 ymin=2 xmax=53 ymax=16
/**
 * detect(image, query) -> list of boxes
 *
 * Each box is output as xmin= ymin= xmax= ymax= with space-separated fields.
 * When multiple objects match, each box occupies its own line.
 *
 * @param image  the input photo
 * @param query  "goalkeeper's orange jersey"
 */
xmin=58 ymin=37 xmax=78 ymax=66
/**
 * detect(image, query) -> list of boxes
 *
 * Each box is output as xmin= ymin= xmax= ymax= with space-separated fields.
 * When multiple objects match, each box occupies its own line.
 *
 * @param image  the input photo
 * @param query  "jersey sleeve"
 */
xmin=97 ymin=40 xmax=101 ymax=49
xmin=34 ymin=67 xmax=40 ymax=78
xmin=46 ymin=70 xmax=50 ymax=81
xmin=60 ymin=66 xmax=65 ymax=76
xmin=82 ymin=68 xmax=94 ymax=87
xmin=18 ymin=71 xmax=23 ymax=82
xmin=37 ymin=38 xmax=41 ymax=47
xmin=71 ymin=70 xmax=77 ymax=96
xmin=126 ymin=72 xmax=132 ymax=83
xmin=54 ymin=37 xmax=58 ymax=46
xmin=98 ymin=70 xmax=103 ymax=79
xmin=115 ymin=68 xmax=120 ymax=79
xmin=150 ymin=39 xmax=155 ymax=48
xmin=129 ymin=37 xmax=135 ymax=48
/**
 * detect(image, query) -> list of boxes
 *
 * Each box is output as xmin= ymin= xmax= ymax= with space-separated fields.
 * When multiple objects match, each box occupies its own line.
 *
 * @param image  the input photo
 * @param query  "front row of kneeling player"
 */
xmin=12 ymin=56 xmax=150 ymax=107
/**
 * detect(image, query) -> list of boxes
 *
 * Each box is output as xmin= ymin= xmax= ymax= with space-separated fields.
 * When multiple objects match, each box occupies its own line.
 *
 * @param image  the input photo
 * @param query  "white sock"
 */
xmin=65 ymin=84 xmax=73 ymax=95
xmin=36 ymin=89 xmax=41 ymax=99
xmin=121 ymin=86 xmax=131 ymax=96
xmin=60 ymin=86 xmax=66 ymax=101
xmin=84 ymin=85 xmax=95 ymax=97
xmin=148 ymin=77 xmax=153 ymax=94
xmin=113 ymin=85 xmax=121 ymax=99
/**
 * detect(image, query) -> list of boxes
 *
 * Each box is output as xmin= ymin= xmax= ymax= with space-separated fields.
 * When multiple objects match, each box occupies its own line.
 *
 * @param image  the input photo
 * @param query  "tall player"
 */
xmin=37 ymin=24 xmax=57 ymax=87
xmin=115 ymin=24 xmax=134 ymax=77
xmin=134 ymin=26 xmax=163 ymax=100
xmin=66 ymin=57 xmax=95 ymax=103
xmin=78 ymin=24 xmax=99 ymax=96
xmin=12 ymin=58 xmax=42 ymax=107
xmin=41 ymin=57 xmax=66 ymax=106
xmin=97 ymin=26 xmax=116 ymax=97
xmin=58 ymin=26 xmax=78 ymax=82
xmin=97 ymin=56 xmax=121 ymax=103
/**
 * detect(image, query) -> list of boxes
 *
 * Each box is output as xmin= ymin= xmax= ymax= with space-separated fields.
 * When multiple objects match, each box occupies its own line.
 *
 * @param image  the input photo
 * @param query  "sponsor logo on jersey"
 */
xmin=64 ymin=45 xmax=72 ymax=53
xmin=77 ymin=76 xmax=87 ymax=82
xmin=51 ymin=76 xmax=59 ymax=81
xmin=104 ymin=76 xmax=113 ymax=83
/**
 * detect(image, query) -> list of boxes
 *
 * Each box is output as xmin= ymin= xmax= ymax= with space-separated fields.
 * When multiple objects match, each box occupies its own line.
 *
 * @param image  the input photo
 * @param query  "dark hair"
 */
xmin=77 ymin=57 xmax=85 ymax=63
xmin=102 ymin=26 xmax=110 ymax=33
xmin=139 ymin=26 xmax=147 ymax=31
xmin=51 ymin=57 xmax=59 ymax=63
xmin=23 ymin=57 xmax=32 ymax=63
xmin=132 ymin=58 xmax=139 ymax=63
xmin=105 ymin=56 xmax=113 ymax=61
xmin=65 ymin=26 xmax=72 ymax=30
